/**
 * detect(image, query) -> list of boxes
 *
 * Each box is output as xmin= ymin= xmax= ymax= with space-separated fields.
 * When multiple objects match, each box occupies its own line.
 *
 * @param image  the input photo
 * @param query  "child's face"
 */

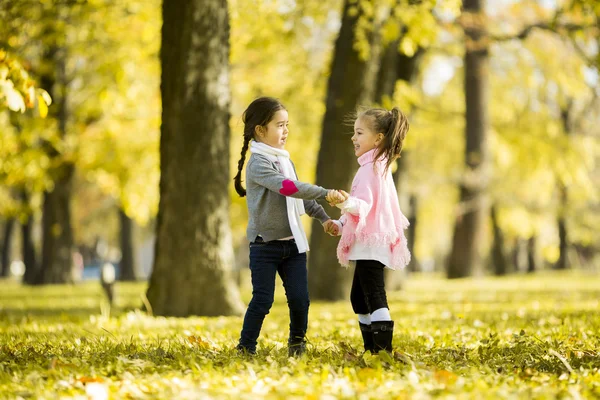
xmin=256 ymin=109 xmax=289 ymax=149
xmin=352 ymin=116 xmax=382 ymax=158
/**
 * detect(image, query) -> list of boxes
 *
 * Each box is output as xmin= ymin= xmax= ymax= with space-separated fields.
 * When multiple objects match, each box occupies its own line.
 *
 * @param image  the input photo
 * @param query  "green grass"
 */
xmin=1 ymin=272 xmax=600 ymax=399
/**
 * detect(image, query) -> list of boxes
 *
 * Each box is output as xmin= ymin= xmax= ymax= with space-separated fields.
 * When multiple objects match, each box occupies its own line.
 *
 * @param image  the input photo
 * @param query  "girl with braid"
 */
xmin=328 ymin=107 xmax=411 ymax=355
xmin=234 ymin=97 xmax=343 ymax=356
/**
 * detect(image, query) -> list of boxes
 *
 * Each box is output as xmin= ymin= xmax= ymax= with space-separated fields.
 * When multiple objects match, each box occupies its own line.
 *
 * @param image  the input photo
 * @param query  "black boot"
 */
xmin=288 ymin=338 xmax=307 ymax=357
xmin=235 ymin=343 xmax=256 ymax=355
xmin=359 ymin=323 xmax=375 ymax=353
xmin=371 ymin=321 xmax=394 ymax=353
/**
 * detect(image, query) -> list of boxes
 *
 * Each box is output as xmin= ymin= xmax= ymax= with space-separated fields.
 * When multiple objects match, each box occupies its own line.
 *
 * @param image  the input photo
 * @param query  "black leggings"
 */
xmin=350 ymin=259 xmax=388 ymax=314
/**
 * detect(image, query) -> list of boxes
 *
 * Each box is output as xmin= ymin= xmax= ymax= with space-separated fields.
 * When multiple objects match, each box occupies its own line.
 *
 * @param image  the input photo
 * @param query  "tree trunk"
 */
xmin=1 ymin=219 xmax=15 ymax=277
xmin=146 ymin=0 xmax=243 ymax=316
xmin=406 ymin=195 xmax=419 ymax=272
xmin=555 ymin=207 xmax=568 ymax=269
xmin=527 ymin=235 xmax=537 ymax=273
xmin=491 ymin=205 xmax=508 ymax=275
xmin=20 ymin=189 xmax=39 ymax=284
xmin=447 ymin=0 xmax=489 ymax=279
xmin=22 ymin=214 xmax=38 ymax=284
xmin=118 ymin=207 xmax=137 ymax=281
xmin=40 ymin=165 xmax=75 ymax=284
xmin=555 ymin=104 xmax=572 ymax=270
xmin=39 ymin=49 xmax=75 ymax=285
xmin=511 ymin=238 xmax=523 ymax=272
xmin=377 ymin=30 xmax=423 ymax=288
xmin=308 ymin=0 xmax=386 ymax=301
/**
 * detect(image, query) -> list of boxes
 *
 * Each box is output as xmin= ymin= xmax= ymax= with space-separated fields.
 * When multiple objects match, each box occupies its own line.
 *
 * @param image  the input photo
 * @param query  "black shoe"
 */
xmin=236 ymin=343 xmax=256 ymax=355
xmin=371 ymin=320 xmax=394 ymax=353
xmin=359 ymin=322 xmax=375 ymax=353
xmin=288 ymin=339 xmax=307 ymax=357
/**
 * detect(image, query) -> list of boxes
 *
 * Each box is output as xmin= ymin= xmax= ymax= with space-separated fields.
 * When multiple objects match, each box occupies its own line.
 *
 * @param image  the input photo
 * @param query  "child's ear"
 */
xmin=376 ymin=133 xmax=384 ymax=144
xmin=255 ymin=125 xmax=264 ymax=137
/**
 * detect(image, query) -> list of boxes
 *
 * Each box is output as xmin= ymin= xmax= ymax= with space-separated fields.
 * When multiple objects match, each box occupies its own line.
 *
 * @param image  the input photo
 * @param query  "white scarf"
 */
xmin=250 ymin=141 xmax=309 ymax=253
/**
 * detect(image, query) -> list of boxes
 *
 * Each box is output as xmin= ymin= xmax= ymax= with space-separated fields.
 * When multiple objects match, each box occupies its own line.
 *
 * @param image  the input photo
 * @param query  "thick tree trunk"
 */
xmin=308 ymin=0 xmax=385 ymax=301
xmin=447 ymin=0 xmax=489 ymax=279
xmin=491 ymin=205 xmax=508 ymax=275
xmin=146 ymin=0 xmax=243 ymax=316
xmin=40 ymin=164 xmax=75 ymax=284
xmin=1 ymin=219 xmax=15 ymax=277
xmin=118 ymin=207 xmax=137 ymax=281
xmin=38 ymin=47 xmax=75 ymax=285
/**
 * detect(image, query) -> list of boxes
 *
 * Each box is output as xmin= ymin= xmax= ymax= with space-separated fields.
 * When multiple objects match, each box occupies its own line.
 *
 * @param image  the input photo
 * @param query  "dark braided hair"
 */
xmin=358 ymin=107 xmax=409 ymax=174
xmin=234 ymin=97 xmax=286 ymax=197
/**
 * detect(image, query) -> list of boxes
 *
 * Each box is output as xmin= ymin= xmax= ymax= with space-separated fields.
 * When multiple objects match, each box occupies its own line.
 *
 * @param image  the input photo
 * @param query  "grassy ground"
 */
xmin=1 ymin=272 xmax=599 ymax=399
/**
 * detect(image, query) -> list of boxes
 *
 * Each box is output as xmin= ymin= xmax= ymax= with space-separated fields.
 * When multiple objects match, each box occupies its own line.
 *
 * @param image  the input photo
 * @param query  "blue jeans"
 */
xmin=238 ymin=237 xmax=309 ymax=353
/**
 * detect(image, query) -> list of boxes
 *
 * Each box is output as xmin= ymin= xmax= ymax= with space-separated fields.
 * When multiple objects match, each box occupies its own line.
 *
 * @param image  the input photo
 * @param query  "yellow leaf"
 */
xmin=187 ymin=335 xmax=210 ymax=349
xmin=38 ymin=93 xmax=48 ymax=118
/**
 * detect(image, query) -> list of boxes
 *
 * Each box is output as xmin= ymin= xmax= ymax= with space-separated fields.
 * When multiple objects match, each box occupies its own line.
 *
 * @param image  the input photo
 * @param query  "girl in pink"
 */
xmin=327 ymin=107 xmax=411 ymax=354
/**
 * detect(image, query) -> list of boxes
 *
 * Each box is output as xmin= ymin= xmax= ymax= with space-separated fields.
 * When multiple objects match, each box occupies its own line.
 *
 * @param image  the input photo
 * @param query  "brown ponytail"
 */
xmin=234 ymin=97 xmax=286 ymax=197
xmin=359 ymin=106 xmax=410 ymax=174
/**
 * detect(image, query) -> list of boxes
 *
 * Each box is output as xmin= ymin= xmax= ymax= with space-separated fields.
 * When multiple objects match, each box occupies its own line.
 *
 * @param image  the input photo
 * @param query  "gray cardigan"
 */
xmin=245 ymin=153 xmax=330 ymax=242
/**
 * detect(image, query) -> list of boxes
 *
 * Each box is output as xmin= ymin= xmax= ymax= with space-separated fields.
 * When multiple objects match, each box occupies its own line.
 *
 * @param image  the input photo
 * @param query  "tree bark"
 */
xmin=146 ymin=0 xmax=243 ymax=316
xmin=491 ymin=205 xmax=508 ymax=275
xmin=118 ymin=207 xmax=137 ymax=281
xmin=447 ymin=0 xmax=489 ymax=279
xmin=1 ymin=219 xmax=15 ymax=277
xmin=38 ymin=49 xmax=75 ymax=285
xmin=40 ymin=165 xmax=75 ymax=284
xmin=308 ymin=0 xmax=385 ymax=301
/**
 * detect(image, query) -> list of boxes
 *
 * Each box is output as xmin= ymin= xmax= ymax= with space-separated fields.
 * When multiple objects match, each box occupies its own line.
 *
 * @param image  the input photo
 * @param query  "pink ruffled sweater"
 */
xmin=337 ymin=149 xmax=411 ymax=270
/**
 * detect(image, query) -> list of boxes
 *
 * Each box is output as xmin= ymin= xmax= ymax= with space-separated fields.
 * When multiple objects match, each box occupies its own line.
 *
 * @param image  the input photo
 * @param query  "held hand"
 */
xmin=326 ymin=190 xmax=346 ymax=206
xmin=322 ymin=219 xmax=340 ymax=236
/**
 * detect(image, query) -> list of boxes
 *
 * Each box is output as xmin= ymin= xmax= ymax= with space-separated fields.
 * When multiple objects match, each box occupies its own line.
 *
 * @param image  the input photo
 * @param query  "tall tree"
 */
xmin=447 ymin=0 xmax=490 ymax=279
xmin=308 ymin=0 xmax=386 ymax=301
xmin=20 ymin=191 xmax=38 ymax=284
xmin=375 ymin=23 xmax=424 ymax=287
xmin=555 ymin=102 xmax=574 ymax=270
xmin=118 ymin=207 xmax=136 ymax=281
xmin=1 ymin=219 xmax=14 ymax=277
xmin=38 ymin=45 xmax=75 ymax=284
xmin=527 ymin=235 xmax=537 ymax=273
xmin=491 ymin=205 xmax=508 ymax=275
xmin=146 ymin=0 xmax=243 ymax=316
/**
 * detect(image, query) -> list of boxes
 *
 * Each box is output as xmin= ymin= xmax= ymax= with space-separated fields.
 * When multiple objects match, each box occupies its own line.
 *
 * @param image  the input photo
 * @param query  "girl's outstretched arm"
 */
xmin=247 ymin=155 xmax=328 ymax=200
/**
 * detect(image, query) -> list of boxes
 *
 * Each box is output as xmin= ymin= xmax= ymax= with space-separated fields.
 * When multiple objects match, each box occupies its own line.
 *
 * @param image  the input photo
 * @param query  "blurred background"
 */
xmin=0 ymin=0 xmax=598 ymax=312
